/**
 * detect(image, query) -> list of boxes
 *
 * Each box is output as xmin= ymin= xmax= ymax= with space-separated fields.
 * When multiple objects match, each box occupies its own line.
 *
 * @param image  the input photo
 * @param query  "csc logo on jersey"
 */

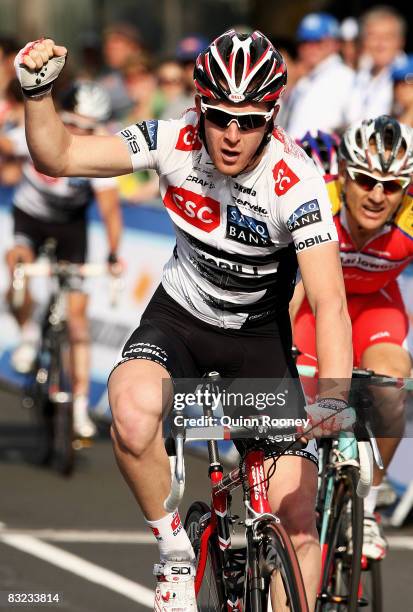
xmin=164 ymin=186 xmax=220 ymax=232
xmin=176 ymin=125 xmax=202 ymax=151
xmin=272 ymin=160 xmax=299 ymax=196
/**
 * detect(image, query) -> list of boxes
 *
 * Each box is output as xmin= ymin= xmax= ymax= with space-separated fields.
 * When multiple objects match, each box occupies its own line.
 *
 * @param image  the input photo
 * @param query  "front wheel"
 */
xmin=317 ymin=465 xmax=363 ymax=611
xmin=184 ymin=501 xmax=225 ymax=611
xmin=254 ymin=520 xmax=309 ymax=612
xmin=359 ymin=558 xmax=383 ymax=611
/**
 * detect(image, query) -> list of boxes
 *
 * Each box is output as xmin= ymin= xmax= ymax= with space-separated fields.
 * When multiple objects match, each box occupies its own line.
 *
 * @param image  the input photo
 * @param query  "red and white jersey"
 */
xmin=326 ymin=179 xmax=413 ymax=295
xmin=117 ymin=111 xmax=338 ymax=329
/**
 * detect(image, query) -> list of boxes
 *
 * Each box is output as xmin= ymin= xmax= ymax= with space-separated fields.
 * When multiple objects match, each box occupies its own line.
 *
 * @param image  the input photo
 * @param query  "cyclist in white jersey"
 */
xmin=2 ymin=81 xmax=122 ymax=438
xmin=15 ymin=31 xmax=352 ymax=611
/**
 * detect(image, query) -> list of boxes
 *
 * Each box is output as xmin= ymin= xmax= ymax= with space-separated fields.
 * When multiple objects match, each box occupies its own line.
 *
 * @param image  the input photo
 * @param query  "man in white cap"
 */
xmin=282 ymin=12 xmax=354 ymax=138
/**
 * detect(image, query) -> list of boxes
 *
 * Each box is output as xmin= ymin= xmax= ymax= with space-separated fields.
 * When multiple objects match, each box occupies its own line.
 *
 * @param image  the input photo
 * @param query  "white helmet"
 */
xmin=59 ymin=81 xmax=112 ymax=122
xmin=339 ymin=115 xmax=413 ymax=176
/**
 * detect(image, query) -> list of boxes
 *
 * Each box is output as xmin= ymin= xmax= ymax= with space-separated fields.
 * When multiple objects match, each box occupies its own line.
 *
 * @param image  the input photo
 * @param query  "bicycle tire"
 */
xmin=184 ymin=501 xmax=226 ymax=611
xmin=254 ymin=520 xmax=309 ymax=612
xmin=49 ymin=327 xmax=74 ymax=476
xmin=317 ymin=465 xmax=363 ymax=612
xmin=359 ymin=559 xmax=383 ymax=612
xmin=25 ymin=358 xmax=54 ymax=466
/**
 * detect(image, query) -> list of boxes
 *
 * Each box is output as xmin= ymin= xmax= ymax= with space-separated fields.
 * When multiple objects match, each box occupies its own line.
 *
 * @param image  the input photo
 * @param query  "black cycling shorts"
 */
xmin=13 ymin=206 xmax=87 ymax=264
xmin=111 ymin=284 xmax=317 ymax=465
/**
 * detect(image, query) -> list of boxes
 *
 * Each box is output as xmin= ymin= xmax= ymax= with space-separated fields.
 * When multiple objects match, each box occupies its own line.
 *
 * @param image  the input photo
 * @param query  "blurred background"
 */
xmin=1 ymin=1 xmax=413 ymax=610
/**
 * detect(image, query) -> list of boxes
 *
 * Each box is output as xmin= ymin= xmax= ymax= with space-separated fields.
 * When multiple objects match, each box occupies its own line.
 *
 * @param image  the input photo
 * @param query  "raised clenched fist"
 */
xmin=14 ymin=38 xmax=67 ymax=97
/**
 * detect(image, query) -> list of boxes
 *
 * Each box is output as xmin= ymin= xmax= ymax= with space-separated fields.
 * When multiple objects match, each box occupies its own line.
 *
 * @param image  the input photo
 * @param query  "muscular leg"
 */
xmin=360 ymin=342 xmax=411 ymax=485
xmin=67 ymin=291 xmax=90 ymax=397
xmin=266 ymin=456 xmax=320 ymax=611
xmin=108 ymin=359 xmax=174 ymax=519
xmin=5 ymin=244 xmax=35 ymax=326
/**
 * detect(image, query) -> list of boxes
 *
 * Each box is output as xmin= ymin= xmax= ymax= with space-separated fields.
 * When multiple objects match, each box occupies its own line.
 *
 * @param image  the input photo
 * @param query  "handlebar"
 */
xmin=12 ymin=261 xmax=122 ymax=307
xmin=297 ymin=364 xmax=413 ymax=391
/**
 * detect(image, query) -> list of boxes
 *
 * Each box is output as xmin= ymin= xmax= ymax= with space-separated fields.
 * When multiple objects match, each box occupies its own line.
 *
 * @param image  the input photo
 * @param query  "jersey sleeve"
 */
xmin=277 ymin=173 xmax=338 ymax=253
xmin=116 ymin=118 xmax=179 ymax=174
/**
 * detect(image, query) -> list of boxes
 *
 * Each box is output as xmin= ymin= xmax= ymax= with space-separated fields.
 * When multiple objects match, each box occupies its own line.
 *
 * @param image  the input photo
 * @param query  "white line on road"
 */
xmin=0 ymin=534 xmax=153 ymax=608
xmin=2 ymin=527 xmax=413 ymax=550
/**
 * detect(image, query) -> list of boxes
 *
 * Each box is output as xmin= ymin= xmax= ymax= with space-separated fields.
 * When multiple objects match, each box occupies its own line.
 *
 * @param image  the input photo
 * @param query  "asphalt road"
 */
xmin=0 ymin=385 xmax=412 ymax=611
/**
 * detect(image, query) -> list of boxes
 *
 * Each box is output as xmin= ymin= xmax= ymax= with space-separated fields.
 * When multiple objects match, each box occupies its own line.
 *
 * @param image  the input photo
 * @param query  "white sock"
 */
xmin=365 ymin=485 xmax=380 ymax=515
xmin=146 ymin=510 xmax=195 ymax=562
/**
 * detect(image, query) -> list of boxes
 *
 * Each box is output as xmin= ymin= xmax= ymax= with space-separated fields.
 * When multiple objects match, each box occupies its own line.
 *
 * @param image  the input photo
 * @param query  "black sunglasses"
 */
xmin=200 ymin=101 xmax=274 ymax=132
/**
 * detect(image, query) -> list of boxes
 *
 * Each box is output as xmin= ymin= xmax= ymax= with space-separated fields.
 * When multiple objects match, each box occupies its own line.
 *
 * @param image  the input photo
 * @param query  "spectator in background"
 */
xmin=345 ymin=6 xmax=406 ymax=124
xmin=339 ymin=17 xmax=360 ymax=69
xmin=157 ymin=59 xmax=186 ymax=118
xmin=122 ymin=52 xmax=158 ymax=121
xmin=391 ymin=55 xmax=413 ymax=126
xmin=99 ymin=23 xmax=144 ymax=119
xmin=282 ymin=12 xmax=354 ymax=137
xmin=160 ymin=34 xmax=208 ymax=119
xmin=76 ymin=31 xmax=104 ymax=81
xmin=272 ymin=36 xmax=307 ymax=127
xmin=0 ymin=78 xmax=24 ymax=185
xmin=0 ymin=36 xmax=21 ymax=119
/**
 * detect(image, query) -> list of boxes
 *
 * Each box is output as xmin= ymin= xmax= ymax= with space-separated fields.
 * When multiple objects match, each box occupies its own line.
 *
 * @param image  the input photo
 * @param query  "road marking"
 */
xmin=387 ymin=536 xmax=413 ymax=550
xmin=0 ymin=534 xmax=153 ymax=608
xmin=0 ymin=527 xmax=247 ymax=545
xmin=1 ymin=528 xmax=413 ymax=549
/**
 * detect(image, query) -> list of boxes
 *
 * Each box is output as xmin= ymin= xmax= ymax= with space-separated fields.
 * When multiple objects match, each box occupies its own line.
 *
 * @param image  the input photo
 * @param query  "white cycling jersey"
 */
xmin=7 ymin=125 xmax=116 ymax=223
xmin=118 ymin=110 xmax=338 ymax=329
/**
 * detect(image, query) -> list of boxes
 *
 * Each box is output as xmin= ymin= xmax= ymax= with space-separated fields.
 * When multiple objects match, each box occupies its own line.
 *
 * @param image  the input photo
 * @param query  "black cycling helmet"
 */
xmin=194 ymin=29 xmax=287 ymax=104
xmin=296 ymin=130 xmax=340 ymax=176
xmin=339 ymin=115 xmax=413 ymax=176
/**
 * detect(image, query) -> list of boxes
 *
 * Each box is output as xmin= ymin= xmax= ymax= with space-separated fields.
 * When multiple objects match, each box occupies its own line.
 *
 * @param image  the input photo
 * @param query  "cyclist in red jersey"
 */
xmin=293 ymin=117 xmax=413 ymax=561
xmin=14 ymin=33 xmax=353 ymax=611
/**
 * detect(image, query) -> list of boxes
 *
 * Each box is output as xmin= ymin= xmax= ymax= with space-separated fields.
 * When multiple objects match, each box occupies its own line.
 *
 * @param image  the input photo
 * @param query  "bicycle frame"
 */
xmin=195 ymin=447 xmax=273 ymax=598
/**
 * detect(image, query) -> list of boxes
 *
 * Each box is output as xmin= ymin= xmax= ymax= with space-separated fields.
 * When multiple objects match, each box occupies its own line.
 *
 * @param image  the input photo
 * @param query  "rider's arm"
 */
xmin=297 ymin=243 xmax=352 ymax=382
xmin=24 ymin=94 xmax=133 ymax=178
xmin=17 ymin=40 xmax=133 ymax=178
xmin=93 ymin=181 xmax=122 ymax=258
xmin=275 ymin=164 xmax=353 ymax=387
xmin=289 ymin=278 xmax=305 ymax=335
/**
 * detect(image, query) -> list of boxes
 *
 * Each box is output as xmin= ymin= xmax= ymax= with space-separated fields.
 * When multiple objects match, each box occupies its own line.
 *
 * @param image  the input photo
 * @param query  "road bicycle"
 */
xmin=165 ymin=372 xmax=309 ymax=612
xmin=12 ymin=241 xmax=118 ymax=476
xmin=297 ymin=362 xmax=413 ymax=611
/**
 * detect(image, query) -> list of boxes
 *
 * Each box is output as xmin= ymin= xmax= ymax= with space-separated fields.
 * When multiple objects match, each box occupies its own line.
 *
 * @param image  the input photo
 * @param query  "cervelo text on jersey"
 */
xmin=117 ymin=112 xmax=337 ymax=329
xmin=327 ymin=179 xmax=413 ymax=294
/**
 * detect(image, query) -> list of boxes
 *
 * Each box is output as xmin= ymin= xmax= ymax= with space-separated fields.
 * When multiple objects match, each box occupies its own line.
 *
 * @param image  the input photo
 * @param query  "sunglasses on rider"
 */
xmin=200 ymin=101 xmax=274 ymax=132
xmin=346 ymin=167 xmax=410 ymax=195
